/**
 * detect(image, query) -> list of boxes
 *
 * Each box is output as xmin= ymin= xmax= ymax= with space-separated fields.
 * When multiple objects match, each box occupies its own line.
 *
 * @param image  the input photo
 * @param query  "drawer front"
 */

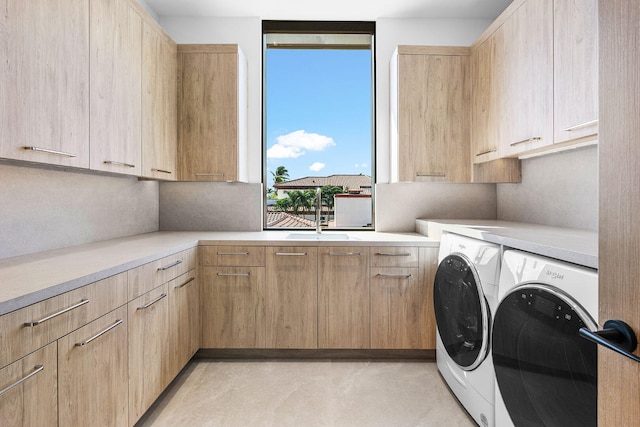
xmin=0 ymin=307 xmax=35 ymax=369
xmin=181 ymin=247 xmax=198 ymax=273
xmin=200 ymin=245 xmax=265 ymax=267
xmin=128 ymin=252 xmax=185 ymax=300
xmin=370 ymin=247 xmax=419 ymax=268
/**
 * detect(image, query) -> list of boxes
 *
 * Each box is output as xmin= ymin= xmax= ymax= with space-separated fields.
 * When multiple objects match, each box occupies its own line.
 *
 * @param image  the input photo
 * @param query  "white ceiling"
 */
xmin=143 ymin=0 xmax=514 ymax=21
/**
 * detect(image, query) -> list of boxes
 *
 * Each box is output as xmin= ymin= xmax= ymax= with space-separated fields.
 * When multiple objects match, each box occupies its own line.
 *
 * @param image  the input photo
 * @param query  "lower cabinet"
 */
xmin=0 ymin=342 xmax=57 ymax=427
xmin=58 ymin=306 xmax=128 ymax=427
xmin=168 ymin=271 xmax=201 ymax=377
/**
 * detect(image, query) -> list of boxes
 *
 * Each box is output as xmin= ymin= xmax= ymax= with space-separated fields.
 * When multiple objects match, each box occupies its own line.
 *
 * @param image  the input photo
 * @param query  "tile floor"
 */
xmin=137 ymin=359 xmax=476 ymax=427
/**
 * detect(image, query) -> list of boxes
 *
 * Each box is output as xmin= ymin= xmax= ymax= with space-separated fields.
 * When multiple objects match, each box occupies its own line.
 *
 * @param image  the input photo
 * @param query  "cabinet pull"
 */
xmin=0 ymin=365 xmax=45 ymax=397
xmin=23 ymin=146 xmax=77 ymax=157
xmin=375 ymin=252 xmax=411 ymax=257
xmin=275 ymin=252 xmax=307 ymax=256
xmin=195 ymin=173 xmax=224 ymax=177
xmin=376 ymin=273 xmax=413 ymax=278
xmin=151 ymin=168 xmax=172 ymax=174
xmin=174 ymin=277 xmax=195 ymax=289
xmin=564 ymin=119 xmax=598 ymax=132
xmin=103 ymin=160 xmax=136 ymax=168
xmin=217 ymin=273 xmax=251 ymax=277
xmin=137 ymin=293 xmax=167 ymax=310
xmin=217 ymin=252 xmax=250 ymax=255
xmin=24 ymin=298 xmax=90 ymax=327
xmin=476 ymin=148 xmax=497 ymax=156
xmin=510 ymin=137 xmax=541 ymax=147
xmin=329 ymin=252 xmax=361 ymax=256
xmin=75 ymin=319 xmax=123 ymax=347
xmin=416 ymin=172 xmax=445 ymax=177
xmin=158 ymin=260 xmax=182 ymax=271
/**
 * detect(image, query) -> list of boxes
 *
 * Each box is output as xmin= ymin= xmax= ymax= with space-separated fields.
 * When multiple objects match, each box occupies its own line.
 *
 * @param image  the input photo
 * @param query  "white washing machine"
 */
xmin=433 ymin=232 xmax=501 ymax=427
xmin=492 ymin=249 xmax=599 ymax=427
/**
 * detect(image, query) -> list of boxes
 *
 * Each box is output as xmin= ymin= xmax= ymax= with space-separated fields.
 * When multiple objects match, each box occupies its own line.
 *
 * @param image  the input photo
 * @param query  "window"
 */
xmin=262 ymin=21 xmax=375 ymax=230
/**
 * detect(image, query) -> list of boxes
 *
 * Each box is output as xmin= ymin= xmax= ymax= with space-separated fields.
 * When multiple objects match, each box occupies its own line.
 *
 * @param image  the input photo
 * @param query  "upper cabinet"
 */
xmin=89 ymin=0 xmax=142 ymax=176
xmin=390 ymin=46 xmax=471 ymax=183
xmin=553 ymin=0 xmax=598 ymax=145
xmin=0 ymin=0 xmax=90 ymax=168
xmin=141 ymin=20 xmax=178 ymax=180
xmin=178 ymin=45 xmax=248 ymax=182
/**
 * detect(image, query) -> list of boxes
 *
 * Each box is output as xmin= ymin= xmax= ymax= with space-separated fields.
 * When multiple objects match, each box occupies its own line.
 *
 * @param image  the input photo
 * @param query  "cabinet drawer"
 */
xmin=0 ymin=273 xmax=128 ymax=368
xmin=128 ymin=250 xmax=191 ymax=300
xmin=370 ymin=247 xmax=419 ymax=268
xmin=200 ymin=246 xmax=265 ymax=267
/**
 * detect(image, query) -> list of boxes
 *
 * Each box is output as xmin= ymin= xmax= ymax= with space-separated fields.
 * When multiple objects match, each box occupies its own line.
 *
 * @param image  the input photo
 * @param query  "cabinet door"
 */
xmin=318 ymin=247 xmax=369 ymax=349
xmin=554 ymin=0 xmax=598 ymax=144
xmin=370 ymin=268 xmax=424 ymax=349
xmin=178 ymin=46 xmax=238 ymax=181
xmin=0 ymin=343 xmax=57 ymax=427
xmin=141 ymin=21 xmax=177 ymax=180
xmin=128 ymin=285 xmax=169 ymax=425
xmin=419 ymin=247 xmax=439 ymax=350
xmin=168 ymin=271 xmax=200 ymax=380
xmin=90 ymin=0 xmax=142 ymax=176
xmin=0 ymin=0 xmax=89 ymax=167
xmin=58 ymin=307 xmax=128 ymax=427
xmin=266 ymin=247 xmax=317 ymax=349
xmin=201 ymin=267 xmax=266 ymax=348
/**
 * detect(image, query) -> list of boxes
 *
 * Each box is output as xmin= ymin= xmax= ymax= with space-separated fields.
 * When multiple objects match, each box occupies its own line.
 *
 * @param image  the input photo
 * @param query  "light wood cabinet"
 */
xmin=419 ymin=247 xmax=439 ymax=350
xmin=58 ymin=306 xmax=128 ymax=427
xmin=553 ymin=0 xmax=598 ymax=145
xmin=168 ymin=271 xmax=200 ymax=379
xmin=266 ymin=247 xmax=317 ymax=349
xmin=141 ymin=19 xmax=178 ymax=180
xmin=177 ymin=44 xmax=248 ymax=182
xmin=390 ymin=46 xmax=471 ymax=183
xmin=0 ymin=343 xmax=57 ymax=427
xmin=0 ymin=0 xmax=90 ymax=168
xmin=128 ymin=284 xmax=170 ymax=425
xmin=89 ymin=0 xmax=142 ymax=176
xmin=318 ymin=247 xmax=369 ymax=349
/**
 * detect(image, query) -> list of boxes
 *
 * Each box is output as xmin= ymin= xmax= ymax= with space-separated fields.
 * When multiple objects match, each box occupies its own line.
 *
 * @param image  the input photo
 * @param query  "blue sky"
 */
xmin=265 ymin=48 xmax=372 ymax=186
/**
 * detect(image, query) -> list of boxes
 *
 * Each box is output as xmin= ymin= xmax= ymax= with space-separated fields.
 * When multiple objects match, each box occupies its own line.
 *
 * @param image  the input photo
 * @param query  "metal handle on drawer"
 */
xmin=375 ymin=252 xmax=411 ymax=257
xmin=158 ymin=260 xmax=182 ymax=271
xmin=329 ymin=252 xmax=361 ymax=256
xmin=217 ymin=273 xmax=251 ymax=277
xmin=103 ymin=160 xmax=136 ymax=168
xmin=0 ymin=365 xmax=45 ymax=397
xmin=476 ymin=148 xmax=497 ymax=156
xmin=416 ymin=172 xmax=446 ymax=177
xmin=376 ymin=273 xmax=413 ymax=278
xmin=75 ymin=319 xmax=123 ymax=347
xmin=24 ymin=298 xmax=90 ymax=327
xmin=564 ymin=119 xmax=598 ymax=132
xmin=137 ymin=293 xmax=167 ymax=310
xmin=174 ymin=277 xmax=196 ymax=289
xmin=275 ymin=252 xmax=307 ymax=256
xmin=151 ymin=168 xmax=172 ymax=174
xmin=217 ymin=252 xmax=250 ymax=255
xmin=510 ymin=137 xmax=541 ymax=147
xmin=23 ymin=146 xmax=77 ymax=157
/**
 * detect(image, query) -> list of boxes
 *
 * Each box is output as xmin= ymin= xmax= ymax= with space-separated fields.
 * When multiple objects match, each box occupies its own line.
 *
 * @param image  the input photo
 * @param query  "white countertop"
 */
xmin=0 ymin=230 xmax=437 ymax=316
xmin=416 ymin=219 xmax=598 ymax=269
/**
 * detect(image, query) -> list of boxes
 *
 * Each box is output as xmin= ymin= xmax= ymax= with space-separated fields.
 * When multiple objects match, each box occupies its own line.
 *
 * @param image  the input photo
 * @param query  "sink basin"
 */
xmin=285 ymin=233 xmax=352 ymax=241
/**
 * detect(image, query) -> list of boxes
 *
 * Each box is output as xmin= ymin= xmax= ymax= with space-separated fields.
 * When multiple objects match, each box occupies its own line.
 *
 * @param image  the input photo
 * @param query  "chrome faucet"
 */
xmin=316 ymin=187 xmax=322 ymax=234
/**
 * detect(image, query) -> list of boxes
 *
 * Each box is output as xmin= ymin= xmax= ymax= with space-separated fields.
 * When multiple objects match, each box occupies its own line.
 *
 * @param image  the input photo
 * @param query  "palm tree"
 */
xmin=270 ymin=166 xmax=289 ymax=184
xmin=321 ymin=185 xmax=345 ymax=220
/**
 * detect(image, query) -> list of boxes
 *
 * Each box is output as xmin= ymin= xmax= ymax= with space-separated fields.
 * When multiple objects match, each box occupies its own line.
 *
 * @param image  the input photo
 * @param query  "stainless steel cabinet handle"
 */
xmin=103 ymin=160 xmax=136 ymax=168
xmin=564 ymin=119 xmax=598 ymax=132
xmin=0 ymin=365 xmax=45 ymax=397
xmin=376 ymin=273 xmax=413 ymax=278
xmin=137 ymin=293 xmax=167 ymax=310
xmin=329 ymin=252 xmax=361 ymax=256
xmin=75 ymin=319 xmax=123 ymax=347
xmin=510 ymin=137 xmax=541 ymax=147
xmin=158 ymin=260 xmax=182 ymax=271
xmin=217 ymin=252 xmax=250 ymax=255
xmin=174 ymin=277 xmax=195 ymax=289
xmin=416 ymin=172 xmax=445 ymax=177
xmin=151 ymin=168 xmax=172 ymax=174
xmin=375 ymin=252 xmax=411 ymax=257
xmin=24 ymin=299 xmax=90 ymax=327
xmin=23 ymin=146 xmax=77 ymax=157
xmin=275 ymin=252 xmax=307 ymax=256
xmin=476 ymin=148 xmax=497 ymax=156
xmin=217 ymin=273 xmax=251 ymax=277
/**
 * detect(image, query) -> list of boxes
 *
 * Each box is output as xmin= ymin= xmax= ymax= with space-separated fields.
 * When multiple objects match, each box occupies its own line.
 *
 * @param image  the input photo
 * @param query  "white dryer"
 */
xmin=492 ymin=249 xmax=599 ymax=427
xmin=433 ymin=232 xmax=501 ymax=427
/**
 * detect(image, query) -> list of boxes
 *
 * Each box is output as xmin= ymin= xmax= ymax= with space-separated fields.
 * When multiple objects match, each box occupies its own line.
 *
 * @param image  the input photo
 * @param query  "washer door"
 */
xmin=492 ymin=284 xmax=598 ymax=427
xmin=434 ymin=253 xmax=490 ymax=370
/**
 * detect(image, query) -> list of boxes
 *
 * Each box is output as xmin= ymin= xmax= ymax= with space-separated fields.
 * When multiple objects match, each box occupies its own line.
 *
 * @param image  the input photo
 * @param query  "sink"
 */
xmin=285 ymin=233 xmax=353 ymax=241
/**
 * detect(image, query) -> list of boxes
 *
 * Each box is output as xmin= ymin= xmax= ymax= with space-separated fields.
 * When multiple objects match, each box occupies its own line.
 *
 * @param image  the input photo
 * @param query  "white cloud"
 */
xmin=267 ymin=130 xmax=335 ymax=159
xmin=309 ymin=162 xmax=326 ymax=172
xmin=354 ymin=163 xmax=368 ymax=168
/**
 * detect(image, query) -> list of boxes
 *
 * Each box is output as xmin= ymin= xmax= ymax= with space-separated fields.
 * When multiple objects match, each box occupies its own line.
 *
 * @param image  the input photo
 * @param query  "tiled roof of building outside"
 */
xmin=266 ymin=211 xmax=317 ymax=228
xmin=273 ymin=174 xmax=371 ymax=193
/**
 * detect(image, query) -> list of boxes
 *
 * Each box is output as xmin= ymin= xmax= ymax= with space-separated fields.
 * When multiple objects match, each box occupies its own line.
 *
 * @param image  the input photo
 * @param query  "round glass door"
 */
xmin=492 ymin=284 xmax=598 ymax=427
xmin=434 ymin=254 xmax=490 ymax=370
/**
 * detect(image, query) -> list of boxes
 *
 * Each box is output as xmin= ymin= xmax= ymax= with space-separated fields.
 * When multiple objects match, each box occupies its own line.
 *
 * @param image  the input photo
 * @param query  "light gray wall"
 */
xmin=0 ymin=163 xmax=159 ymax=260
xmin=496 ymin=145 xmax=598 ymax=230
xmin=159 ymin=182 xmax=262 ymax=231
